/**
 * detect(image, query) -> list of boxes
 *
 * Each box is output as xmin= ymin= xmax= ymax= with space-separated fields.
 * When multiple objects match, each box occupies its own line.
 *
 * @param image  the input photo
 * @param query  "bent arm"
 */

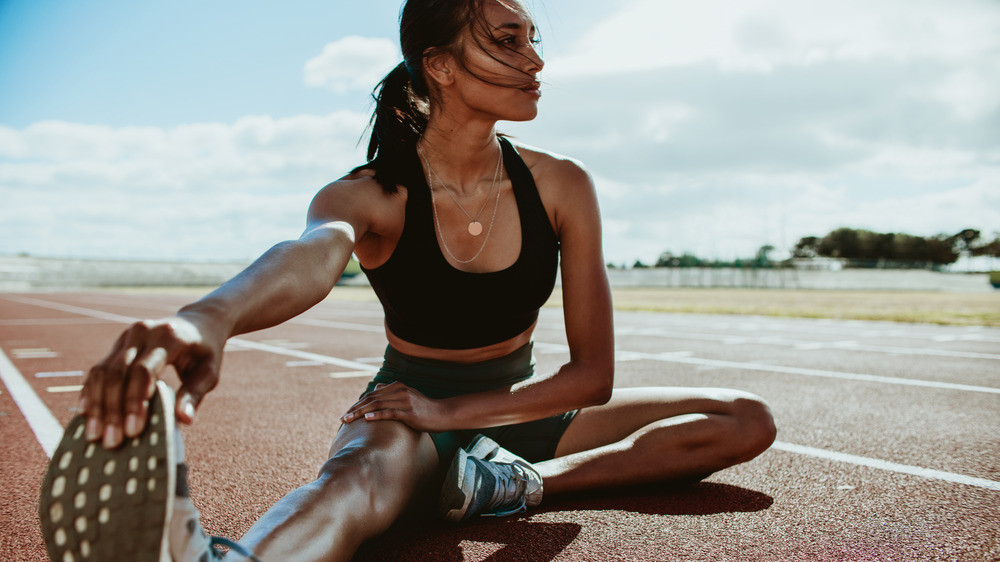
xmin=347 ymin=160 xmax=614 ymax=431
xmin=445 ymin=161 xmax=614 ymax=427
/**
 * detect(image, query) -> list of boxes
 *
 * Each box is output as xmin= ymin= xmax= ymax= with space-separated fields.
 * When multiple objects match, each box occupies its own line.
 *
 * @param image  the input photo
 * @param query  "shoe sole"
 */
xmin=39 ymin=381 xmax=176 ymax=562
xmin=439 ymin=447 xmax=477 ymax=523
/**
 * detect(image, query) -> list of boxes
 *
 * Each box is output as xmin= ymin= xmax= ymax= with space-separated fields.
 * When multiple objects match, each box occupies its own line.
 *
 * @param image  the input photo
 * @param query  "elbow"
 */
xmin=584 ymin=359 xmax=615 ymax=407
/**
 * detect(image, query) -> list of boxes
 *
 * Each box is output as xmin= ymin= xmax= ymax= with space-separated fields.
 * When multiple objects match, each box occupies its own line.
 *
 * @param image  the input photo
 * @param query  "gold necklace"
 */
xmin=418 ymin=143 xmax=502 ymax=237
xmin=418 ymin=143 xmax=504 ymax=264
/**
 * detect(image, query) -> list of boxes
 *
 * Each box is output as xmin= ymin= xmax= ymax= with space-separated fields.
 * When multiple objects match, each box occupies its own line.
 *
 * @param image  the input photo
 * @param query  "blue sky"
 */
xmin=2 ymin=0 xmax=998 ymax=266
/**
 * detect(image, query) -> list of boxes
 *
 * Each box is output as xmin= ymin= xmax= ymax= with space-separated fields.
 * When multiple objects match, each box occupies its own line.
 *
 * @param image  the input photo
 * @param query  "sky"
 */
xmin=1 ymin=0 xmax=998 ymax=266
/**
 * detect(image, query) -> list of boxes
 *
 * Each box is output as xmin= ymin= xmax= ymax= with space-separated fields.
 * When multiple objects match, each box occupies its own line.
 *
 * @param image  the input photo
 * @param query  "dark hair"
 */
xmin=354 ymin=0 xmax=541 ymax=193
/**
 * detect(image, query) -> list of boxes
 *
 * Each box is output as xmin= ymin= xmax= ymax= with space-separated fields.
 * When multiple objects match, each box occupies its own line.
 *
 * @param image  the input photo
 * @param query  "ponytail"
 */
xmin=354 ymin=61 xmax=429 ymax=194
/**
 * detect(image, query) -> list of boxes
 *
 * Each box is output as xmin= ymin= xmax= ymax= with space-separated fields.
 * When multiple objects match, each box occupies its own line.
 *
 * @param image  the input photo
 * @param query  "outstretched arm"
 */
xmin=82 ymin=179 xmax=370 ymax=448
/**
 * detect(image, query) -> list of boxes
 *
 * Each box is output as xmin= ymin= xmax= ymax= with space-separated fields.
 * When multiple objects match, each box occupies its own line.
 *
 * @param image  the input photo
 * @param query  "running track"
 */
xmin=1 ymin=291 xmax=998 ymax=561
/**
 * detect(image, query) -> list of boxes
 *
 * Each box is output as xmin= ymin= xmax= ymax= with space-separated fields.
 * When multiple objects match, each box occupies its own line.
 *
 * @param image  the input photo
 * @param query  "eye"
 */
xmin=496 ymin=34 xmax=540 ymax=49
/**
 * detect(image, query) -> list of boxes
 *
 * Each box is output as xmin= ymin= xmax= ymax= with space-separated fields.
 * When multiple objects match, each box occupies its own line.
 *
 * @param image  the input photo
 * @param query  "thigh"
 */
xmin=554 ymin=387 xmax=758 ymax=457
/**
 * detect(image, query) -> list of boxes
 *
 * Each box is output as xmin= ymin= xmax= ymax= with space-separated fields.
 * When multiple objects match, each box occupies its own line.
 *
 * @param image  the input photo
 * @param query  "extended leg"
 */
xmin=228 ymin=420 xmax=439 ymax=562
xmin=538 ymin=387 xmax=776 ymax=494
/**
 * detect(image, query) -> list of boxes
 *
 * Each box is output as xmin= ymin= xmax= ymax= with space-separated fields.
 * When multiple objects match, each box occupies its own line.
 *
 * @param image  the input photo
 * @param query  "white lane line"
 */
xmin=5 ymin=295 xmax=378 ymax=372
xmin=286 ymin=360 xmax=325 ymax=367
xmin=12 ymin=348 xmax=60 ymax=359
xmin=329 ymin=371 xmax=377 ymax=379
xmin=0 ymin=347 xmax=62 ymax=457
xmin=47 ymin=385 xmax=84 ymax=393
xmin=0 ymin=318 xmax=115 ymax=326
xmin=225 ymin=339 xmax=378 ymax=372
xmin=773 ymin=441 xmax=1000 ymax=492
xmin=635 ymin=352 xmax=1000 ymax=395
xmin=9 ymin=295 xmax=996 ymax=395
xmin=290 ymin=317 xmax=385 ymax=333
xmin=3 ymin=295 xmax=139 ymax=323
xmin=615 ymin=326 xmax=1000 ymax=361
xmin=35 ymin=370 xmax=86 ymax=378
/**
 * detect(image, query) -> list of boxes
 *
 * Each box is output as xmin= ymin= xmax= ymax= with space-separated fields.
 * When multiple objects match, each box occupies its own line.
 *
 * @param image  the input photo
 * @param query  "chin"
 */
xmin=501 ymin=104 xmax=540 ymax=122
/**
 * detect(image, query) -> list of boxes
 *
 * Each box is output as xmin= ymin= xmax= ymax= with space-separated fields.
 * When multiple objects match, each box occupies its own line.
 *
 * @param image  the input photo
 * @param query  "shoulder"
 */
xmin=507 ymin=139 xmax=599 ymax=233
xmin=507 ymin=139 xmax=593 ymax=191
xmin=307 ymin=168 xmax=406 ymax=236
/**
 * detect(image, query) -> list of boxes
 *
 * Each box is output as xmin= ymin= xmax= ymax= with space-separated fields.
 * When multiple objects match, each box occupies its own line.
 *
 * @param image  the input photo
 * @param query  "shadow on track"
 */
xmin=353 ymin=483 xmax=772 ymax=561
xmin=540 ymin=481 xmax=775 ymax=516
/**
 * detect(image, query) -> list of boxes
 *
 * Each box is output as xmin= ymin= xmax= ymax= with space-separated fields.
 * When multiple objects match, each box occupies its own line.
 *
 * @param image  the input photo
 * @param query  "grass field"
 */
xmin=326 ymin=285 xmax=1000 ymax=327
xmin=94 ymin=284 xmax=999 ymax=326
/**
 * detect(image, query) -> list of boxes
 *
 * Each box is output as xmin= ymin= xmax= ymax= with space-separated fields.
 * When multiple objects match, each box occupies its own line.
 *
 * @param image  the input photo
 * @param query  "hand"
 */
xmin=340 ymin=382 xmax=451 ymax=433
xmin=80 ymin=313 xmax=225 ymax=449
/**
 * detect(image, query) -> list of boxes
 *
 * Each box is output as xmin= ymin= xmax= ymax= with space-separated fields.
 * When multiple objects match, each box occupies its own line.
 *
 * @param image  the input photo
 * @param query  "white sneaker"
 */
xmin=439 ymin=435 xmax=543 ymax=523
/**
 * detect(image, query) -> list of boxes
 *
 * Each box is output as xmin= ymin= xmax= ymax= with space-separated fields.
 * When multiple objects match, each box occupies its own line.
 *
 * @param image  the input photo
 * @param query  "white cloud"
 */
xmin=550 ymin=0 xmax=1000 ymax=77
xmin=497 ymin=0 xmax=1000 ymax=265
xmin=303 ymin=36 xmax=400 ymax=94
xmin=0 ymin=112 xmax=370 ymax=260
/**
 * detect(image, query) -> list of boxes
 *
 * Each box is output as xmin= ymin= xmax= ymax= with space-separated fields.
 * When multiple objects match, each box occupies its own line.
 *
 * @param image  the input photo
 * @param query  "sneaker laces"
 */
xmin=483 ymin=461 xmax=531 ymax=517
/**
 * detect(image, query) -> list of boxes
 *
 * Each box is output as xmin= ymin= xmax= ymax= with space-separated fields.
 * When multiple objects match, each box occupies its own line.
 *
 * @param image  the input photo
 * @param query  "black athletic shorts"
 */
xmin=361 ymin=342 xmax=577 ymax=465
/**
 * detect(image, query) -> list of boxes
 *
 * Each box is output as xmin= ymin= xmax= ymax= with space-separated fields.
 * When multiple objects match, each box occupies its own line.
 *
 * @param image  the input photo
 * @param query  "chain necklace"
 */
xmin=418 ymin=143 xmax=502 ymax=237
xmin=418 ymin=142 xmax=504 ymax=264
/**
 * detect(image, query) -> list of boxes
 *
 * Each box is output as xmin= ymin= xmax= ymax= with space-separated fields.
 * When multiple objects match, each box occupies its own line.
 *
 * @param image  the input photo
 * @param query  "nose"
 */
xmin=524 ymin=42 xmax=544 ymax=73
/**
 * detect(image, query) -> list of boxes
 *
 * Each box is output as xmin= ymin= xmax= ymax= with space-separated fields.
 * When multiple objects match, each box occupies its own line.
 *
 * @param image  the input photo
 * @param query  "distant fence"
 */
xmin=605 ymin=267 xmax=993 ymax=292
xmin=0 ymin=256 xmax=250 ymax=291
xmin=0 ymin=256 xmax=993 ymax=293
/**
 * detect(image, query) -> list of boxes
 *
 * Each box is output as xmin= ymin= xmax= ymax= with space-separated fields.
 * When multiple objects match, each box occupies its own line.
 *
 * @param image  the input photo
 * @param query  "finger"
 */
xmin=360 ymin=408 xmax=406 ymax=422
xmin=175 ymin=362 xmax=218 ymax=425
xmin=82 ymin=364 xmax=106 ymax=442
xmin=81 ymin=329 xmax=131 ymax=442
xmin=340 ymin=388 xmax=403 ymax=421
xmin=122 ymin=346 xmax=166 ymax=437
xmin=343 ymin=396 xmax=410 ymax=422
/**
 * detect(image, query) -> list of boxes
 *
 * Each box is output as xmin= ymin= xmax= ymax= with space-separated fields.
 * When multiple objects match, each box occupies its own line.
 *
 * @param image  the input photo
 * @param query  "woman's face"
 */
xmin=447 ymin=0 xmax=545 ymax=122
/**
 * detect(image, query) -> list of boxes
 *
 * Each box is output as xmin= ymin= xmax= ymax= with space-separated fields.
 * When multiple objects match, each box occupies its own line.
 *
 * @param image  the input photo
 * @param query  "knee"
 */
xmin=317 ymin=444 xmax=394 ymax=514
xmin=728 ymin=393 xmax=777 ymax=461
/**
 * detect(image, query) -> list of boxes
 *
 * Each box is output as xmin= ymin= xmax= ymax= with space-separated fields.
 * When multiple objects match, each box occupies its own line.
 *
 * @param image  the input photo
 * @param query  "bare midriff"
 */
xmin=385 ymin=320 xmax=538 ymax=363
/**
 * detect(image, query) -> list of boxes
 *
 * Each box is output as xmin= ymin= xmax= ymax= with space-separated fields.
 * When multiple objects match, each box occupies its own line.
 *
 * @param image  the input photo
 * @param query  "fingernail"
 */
xmin=103 ymin=425 xmax=121 ymax=448
xmin=125 ymin=414 xmax=140 ymax=437
xmin=181 ymin=398 xmax=196 ymax=421
xmin=364 ymin=412 xmax=375 ymax=420
xmin=86 ymin=418 xmax=101 ymax=441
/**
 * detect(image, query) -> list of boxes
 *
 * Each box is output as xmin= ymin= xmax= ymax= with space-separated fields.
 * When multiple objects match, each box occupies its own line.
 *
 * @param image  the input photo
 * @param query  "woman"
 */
xmin=40 ymin=0 xmax=776 ymax=560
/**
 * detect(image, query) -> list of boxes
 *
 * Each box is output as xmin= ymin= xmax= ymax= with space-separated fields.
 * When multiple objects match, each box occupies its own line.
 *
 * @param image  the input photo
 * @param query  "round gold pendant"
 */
xmin=468 ymin=221 xmax=484 ymax=236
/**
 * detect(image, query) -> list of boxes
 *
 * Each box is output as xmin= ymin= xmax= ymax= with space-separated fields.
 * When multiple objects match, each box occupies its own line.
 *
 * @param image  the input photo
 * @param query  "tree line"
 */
xmin=792 ymin=228 xmax=999 ymax=268
xmin=616 ymin=228 xmax=999 ymax=270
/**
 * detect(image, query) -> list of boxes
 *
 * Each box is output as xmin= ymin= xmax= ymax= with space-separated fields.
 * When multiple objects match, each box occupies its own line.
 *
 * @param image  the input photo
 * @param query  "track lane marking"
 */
xmin=2 ymin=296 xmax=998 ymax=491
xmin=7 ymin=295 xmax=995 ymax=394
xmin=0 ymin=347 xmax=62 ymax=457
xmin=772 ymin=441 xmax=1000 ymax=491
xmin=615 ymin=326 xmax=1000 ymax=361
xmin=635 ymin=352 xmax=1000 ymax=395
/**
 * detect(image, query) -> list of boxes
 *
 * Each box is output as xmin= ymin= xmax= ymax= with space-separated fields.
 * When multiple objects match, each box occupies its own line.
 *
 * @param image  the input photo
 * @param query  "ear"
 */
xmin=422 ymin=48 xmax=456 ymax=88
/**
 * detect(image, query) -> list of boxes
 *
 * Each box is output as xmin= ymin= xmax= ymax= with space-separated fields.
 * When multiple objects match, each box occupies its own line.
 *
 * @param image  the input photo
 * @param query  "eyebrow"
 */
xmin=494 ymin=22 xmax=537 ymax=34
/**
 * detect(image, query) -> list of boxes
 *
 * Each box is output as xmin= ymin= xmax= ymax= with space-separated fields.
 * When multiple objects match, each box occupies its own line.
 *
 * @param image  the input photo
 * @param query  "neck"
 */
xmin=419 ymin=115 xmax=502 ymax=194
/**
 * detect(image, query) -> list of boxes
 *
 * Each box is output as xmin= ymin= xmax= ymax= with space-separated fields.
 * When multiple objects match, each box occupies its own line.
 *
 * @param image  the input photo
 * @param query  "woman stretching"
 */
xmin=40 ymin=0 xmax=776 ymax=560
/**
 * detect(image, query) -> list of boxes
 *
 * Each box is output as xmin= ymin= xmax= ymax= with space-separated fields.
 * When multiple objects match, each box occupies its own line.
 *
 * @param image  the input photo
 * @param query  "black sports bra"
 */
xmin=361 ymin=137 xmax=559 ymax=350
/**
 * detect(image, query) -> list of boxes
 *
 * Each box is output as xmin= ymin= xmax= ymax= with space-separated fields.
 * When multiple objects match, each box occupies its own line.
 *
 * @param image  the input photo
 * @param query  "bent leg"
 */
xmin=537 ymin=387 xmax=776 ymax=495
xmin=230 ymin=420 xmax=438 ymax=562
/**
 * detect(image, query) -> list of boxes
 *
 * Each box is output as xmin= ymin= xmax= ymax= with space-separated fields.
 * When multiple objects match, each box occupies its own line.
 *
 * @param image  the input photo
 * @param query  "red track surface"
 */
xmin=1 ymin=291 xmax=998 ymax=561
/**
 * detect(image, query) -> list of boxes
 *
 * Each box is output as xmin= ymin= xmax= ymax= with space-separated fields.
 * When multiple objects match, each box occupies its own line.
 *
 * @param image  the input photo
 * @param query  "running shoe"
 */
xmin=39 ymin=380 xmax=259 ymax=562
xmin=439 ymin=435 xmax=543 ymax=523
